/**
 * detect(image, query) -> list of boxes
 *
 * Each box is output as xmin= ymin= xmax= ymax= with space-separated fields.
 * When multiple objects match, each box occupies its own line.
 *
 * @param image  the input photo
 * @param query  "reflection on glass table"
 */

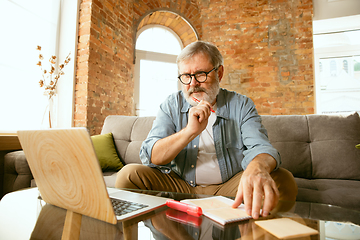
xmin=0 ymin=187 xmax=359 ymax=240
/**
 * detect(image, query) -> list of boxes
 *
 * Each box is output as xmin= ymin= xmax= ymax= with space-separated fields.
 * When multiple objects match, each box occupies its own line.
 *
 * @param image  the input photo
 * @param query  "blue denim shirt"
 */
xmin=140 ymin=88 xmax=281 ymax=187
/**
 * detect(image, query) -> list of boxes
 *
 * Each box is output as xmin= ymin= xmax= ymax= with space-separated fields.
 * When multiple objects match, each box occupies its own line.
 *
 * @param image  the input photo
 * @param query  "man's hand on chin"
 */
xmin=232 ymin=154 xmax=279 ymax=219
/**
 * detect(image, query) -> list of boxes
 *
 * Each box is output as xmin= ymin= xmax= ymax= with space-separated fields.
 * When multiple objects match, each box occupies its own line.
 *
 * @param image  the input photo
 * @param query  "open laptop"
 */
xmin=17 ymin=128 xmax=169 ymax=224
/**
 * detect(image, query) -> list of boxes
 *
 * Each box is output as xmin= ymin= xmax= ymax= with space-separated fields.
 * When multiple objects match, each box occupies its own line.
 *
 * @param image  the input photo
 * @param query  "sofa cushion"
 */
xmin=295 ymin=178 xmax=360 ymax=211
xmin=103 ymin=171 xmax=117 ymax=188
xmin=3 ymin=150 xmax=33 ymax=195
xmin=101 ymin=115 xmax=156 ymax=165
xmin=308 ymin=112 xmax=360 ymax=180
xmin=91 ymin=133 xmax=124 ymax=172
xmin=262 ymin=113 xmax=360 ymax=181
xmin=261 ymin=115 xmax=312 ymax=179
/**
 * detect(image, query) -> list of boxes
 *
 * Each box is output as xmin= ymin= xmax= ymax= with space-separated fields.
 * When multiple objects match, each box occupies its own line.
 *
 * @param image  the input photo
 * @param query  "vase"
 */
xmin=42 ymin=90 xmax=56 ymax=128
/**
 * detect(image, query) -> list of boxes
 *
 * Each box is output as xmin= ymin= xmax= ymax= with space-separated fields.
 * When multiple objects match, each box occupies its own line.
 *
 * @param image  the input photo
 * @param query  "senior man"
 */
xmin=115 ymin=41 xmax=297 ymax=219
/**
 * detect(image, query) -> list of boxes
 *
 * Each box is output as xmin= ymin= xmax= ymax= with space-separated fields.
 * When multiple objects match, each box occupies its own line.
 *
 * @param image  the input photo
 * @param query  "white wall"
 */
xmin=313 ymin=0 xmax=360 ymax=20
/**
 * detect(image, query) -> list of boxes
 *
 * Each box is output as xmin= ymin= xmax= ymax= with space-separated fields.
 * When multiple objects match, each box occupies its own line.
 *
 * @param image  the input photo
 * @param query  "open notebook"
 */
xmin=17 ymin=128 xmax=169 ymax=224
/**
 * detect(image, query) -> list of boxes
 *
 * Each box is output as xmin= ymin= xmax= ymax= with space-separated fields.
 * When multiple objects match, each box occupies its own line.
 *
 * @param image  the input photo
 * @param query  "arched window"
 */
xmin=134 ymin=26 xmax=182 ymax=116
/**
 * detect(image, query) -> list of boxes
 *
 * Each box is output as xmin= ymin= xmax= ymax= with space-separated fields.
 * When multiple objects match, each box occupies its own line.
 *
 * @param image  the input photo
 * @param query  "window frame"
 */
xmin=55 ymin=0 xmax=80 ymax=128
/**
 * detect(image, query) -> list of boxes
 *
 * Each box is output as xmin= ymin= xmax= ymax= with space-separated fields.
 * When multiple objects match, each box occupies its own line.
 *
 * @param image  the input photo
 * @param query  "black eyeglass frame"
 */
xmin=178 ymin=67 xmax=218 ymax=85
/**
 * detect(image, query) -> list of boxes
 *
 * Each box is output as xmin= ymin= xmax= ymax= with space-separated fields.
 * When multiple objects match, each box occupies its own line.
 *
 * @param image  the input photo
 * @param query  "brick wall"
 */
xmin=203 ymin=0 xmax=314 ymax=115
xmin=75 ymin=0 xmax=134 ymax=134
xmin=75 ymin=0 xmax=314 ymax=134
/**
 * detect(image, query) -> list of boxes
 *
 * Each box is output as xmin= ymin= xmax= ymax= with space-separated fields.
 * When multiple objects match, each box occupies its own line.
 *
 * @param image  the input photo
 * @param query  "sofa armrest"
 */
xmin=3 ymin=150 xmax=33 ymax=195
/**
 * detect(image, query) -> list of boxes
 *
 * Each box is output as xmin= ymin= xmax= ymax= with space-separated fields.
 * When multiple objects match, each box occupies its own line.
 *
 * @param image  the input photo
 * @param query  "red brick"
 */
xmin=74 ymin=0 xmax=314 ymax=134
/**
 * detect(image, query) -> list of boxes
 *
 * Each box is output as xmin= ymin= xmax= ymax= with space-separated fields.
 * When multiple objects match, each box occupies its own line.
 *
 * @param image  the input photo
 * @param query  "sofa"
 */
xmin=3 ymin=113 xmax=360 ymax=211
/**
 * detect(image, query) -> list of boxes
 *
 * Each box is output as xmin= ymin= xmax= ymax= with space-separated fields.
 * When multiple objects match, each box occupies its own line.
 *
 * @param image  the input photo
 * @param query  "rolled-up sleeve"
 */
xmin=239 ymin=98 xmax=281 ymax=170
xmin=139 ymin=95 xmax=180 ymax=172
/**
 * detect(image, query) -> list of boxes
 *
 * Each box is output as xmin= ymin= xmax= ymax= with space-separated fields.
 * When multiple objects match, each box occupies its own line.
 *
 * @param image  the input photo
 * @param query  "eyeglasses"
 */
xmin=178 ymin=67 xmax=218 ymax=85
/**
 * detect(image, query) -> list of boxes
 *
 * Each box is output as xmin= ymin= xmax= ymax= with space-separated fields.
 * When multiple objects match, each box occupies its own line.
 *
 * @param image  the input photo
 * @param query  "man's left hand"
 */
xmin=232 ymin=154 xmax=279 ymax=219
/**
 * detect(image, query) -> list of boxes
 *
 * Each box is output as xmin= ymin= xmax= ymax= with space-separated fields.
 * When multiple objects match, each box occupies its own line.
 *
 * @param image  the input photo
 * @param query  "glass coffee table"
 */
xmin=0 ymin=187 xmax=359 ymax=239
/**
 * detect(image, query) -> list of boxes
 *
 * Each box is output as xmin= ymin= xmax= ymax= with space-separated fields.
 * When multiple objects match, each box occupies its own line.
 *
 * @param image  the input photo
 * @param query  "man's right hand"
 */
xmin=150 ymin=99 xmax=212 ymax=166
xmin=185 ymin=99 xmax=212 ymax=138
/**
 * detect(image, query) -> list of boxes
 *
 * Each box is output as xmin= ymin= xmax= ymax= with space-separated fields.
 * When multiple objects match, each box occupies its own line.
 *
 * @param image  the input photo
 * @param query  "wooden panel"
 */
xmin=17 ymin=129 xmax=117 ymax=225
xmin=0 ymin=134 xmax=22 ymax=151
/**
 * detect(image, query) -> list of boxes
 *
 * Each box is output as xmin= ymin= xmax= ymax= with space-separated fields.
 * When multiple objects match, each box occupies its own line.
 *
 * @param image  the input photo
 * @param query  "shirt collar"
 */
xmin=214 ymin=89 xmax=230 ymax=120
xmin=181 ymin=94 xmax=192 ymax=113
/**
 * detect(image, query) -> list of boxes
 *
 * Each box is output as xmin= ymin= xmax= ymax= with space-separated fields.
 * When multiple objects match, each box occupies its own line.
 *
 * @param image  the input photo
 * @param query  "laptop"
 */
xmin=17 ymin=128 xmax=169 ymax=224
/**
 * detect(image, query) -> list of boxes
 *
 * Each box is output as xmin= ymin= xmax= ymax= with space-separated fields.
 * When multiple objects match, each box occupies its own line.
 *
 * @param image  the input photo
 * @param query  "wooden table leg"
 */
xmin=123 ymin=221 xmax=138 ymax=240
xmin=61 ymin=210 xmax=82 ymax=240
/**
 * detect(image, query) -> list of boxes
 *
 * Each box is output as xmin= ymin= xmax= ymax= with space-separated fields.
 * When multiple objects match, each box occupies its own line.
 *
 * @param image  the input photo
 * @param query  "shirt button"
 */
xmin=193 ymin=145 xmax=197 ymax=148
xmin=190 ymin=180 xmax=193 ymax=184
xmin=191 ymin=165 xmax=194 ymax=168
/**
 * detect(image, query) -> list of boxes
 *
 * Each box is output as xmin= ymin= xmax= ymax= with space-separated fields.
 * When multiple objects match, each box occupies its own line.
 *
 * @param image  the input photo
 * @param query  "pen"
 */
xmin=166 ymin=199 xmax=203 ymax=217
xmin=192 ymin=97 xmax=215 ymax=113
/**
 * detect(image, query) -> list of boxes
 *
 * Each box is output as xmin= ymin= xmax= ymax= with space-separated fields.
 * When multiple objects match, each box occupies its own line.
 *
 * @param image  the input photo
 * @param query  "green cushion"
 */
xmin=91 ymin=132 xmax=124 ymax=172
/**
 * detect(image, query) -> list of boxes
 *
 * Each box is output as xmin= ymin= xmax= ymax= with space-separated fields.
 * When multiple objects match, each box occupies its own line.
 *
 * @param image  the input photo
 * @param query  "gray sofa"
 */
xmin=3 ymin=113 xmax=360 ymax=211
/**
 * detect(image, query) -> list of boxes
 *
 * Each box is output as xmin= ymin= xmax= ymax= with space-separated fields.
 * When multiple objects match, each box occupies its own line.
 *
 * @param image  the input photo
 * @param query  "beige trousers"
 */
xmin=115 ymin=164 xmax=298 ymax=202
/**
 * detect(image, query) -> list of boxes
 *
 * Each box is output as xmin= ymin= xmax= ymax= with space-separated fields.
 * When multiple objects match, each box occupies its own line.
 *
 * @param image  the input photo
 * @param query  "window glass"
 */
xmin=138 ymin=59 xmax=179 ymax=116
xmin=0 ymin=0 xmax=60 ymax=130
xmin=317 ymin=56 xmax=360 ymax=113
xmin=314 ymin=18 xmax=360 ymax=114
xmin=136 ymin=27 xmax=181 ymax=55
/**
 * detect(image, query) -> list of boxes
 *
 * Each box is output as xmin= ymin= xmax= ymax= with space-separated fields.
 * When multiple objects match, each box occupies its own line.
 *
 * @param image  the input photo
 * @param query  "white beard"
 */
xmin=183 ymin=78 xmax=220 ymax=106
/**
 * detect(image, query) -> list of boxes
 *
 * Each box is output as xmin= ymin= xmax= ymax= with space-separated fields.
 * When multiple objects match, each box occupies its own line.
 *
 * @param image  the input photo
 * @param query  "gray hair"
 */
xmin=176 ymin=41 xmax=223 ymax=69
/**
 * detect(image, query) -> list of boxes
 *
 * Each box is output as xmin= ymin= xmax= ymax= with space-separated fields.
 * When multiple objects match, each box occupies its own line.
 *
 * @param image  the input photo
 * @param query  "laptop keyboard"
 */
xmin=111 ymin=198 xmax=149 ymax=216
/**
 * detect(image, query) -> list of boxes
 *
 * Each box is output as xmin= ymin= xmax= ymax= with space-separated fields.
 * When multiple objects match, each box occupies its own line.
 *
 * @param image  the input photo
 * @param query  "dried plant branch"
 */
xmin=36 ymin=45 xmax=71 ymax=99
